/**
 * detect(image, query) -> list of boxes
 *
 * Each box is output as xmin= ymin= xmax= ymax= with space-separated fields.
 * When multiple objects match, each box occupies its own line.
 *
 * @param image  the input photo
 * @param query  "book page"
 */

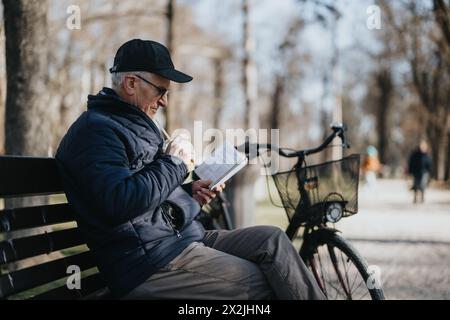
xmin=208 ymin=158 xmax=248 ymax=190
xmin=194 ymin=141 xmax=247 ymax=187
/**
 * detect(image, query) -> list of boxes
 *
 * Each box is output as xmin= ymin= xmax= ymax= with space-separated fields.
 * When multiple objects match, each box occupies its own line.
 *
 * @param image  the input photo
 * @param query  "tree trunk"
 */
xmin=213 ymin=59 xmax=225 ymax=129
xmin=320 ymin=73 xmax=331 ymax=162
xmin=436 ymin=128 xmax=447 ymax=181
xmin=241 ymin=0 xmax=258 ymax=131
xmin=165 ymin=0 xmax=176 ymax=132
xmin=270 ymin=75 xmax=283 ymax=132
xmin=227 ymin=0 xmax=259 ymax=228
xmin=445 ymin=133 xmax=450 ymax=182
xmin=434 ymin=0 xmax=450 ymax=48
xmin=0 ymin=75 xmax=3 ymax=155
xmin=427 ymin=124 xmax=446 ymax=180
xmin=330 ymin=14 xmax=342 ymax=161
xmin=377 ymin=105 xmax=389 ymax=165
xmin=376 ymin=69 xmax=393 ymax=165
xmin=433 ymin=0 xmax=450 ymax=183
xmin=0 ymin=20 xmax=4 ymax=154
xmin=3 ymin=0 xmax=51 ymax=157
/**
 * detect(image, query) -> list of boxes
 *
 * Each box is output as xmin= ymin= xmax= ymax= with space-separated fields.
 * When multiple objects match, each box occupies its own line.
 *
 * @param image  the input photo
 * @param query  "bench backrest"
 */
xmin=0 ymin=156 xmax=108 ymax=300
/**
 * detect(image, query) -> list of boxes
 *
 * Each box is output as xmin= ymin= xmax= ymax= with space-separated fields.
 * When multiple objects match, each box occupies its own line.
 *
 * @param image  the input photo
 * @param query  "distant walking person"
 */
xmin=362 ymin=145 xmax=381 ymax=189
xmin=408 ymin=140 xmax=432 ymax=204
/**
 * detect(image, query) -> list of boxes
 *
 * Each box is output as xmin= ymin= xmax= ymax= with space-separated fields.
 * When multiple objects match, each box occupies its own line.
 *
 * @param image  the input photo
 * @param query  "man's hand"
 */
xmin=192 ymin=180 xmax=226 ymax=206
xmin=165 ymin=134 xmax=195 ymax=172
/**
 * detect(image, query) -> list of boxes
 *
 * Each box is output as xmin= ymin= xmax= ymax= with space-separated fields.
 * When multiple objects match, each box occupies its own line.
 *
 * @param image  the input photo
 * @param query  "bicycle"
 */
xmin=196 ymin=124 xmax=385 ymax=300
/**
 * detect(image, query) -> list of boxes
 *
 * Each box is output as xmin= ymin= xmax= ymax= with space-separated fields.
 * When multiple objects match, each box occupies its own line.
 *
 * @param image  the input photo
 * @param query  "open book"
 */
xmin=194 ymin=141 xmax=248 ymax=190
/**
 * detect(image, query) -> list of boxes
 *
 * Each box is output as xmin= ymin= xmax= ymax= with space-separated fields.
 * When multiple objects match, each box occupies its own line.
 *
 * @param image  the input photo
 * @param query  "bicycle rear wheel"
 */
xmin=300 ymin=230 xmax=385 ymax=300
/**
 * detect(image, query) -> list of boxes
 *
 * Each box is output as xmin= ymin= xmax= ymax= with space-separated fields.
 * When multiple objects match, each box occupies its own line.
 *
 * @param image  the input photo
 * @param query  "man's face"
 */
xmin=420 ymin=141 xmax=428 ymax=153
xmin=125 ymin=73 xmax=170 ymax=119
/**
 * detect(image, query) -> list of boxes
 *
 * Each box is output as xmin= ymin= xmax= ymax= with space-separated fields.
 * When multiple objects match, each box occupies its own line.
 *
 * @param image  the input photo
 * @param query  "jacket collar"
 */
xmin=87 ymin=87 xmax=162 ymax=138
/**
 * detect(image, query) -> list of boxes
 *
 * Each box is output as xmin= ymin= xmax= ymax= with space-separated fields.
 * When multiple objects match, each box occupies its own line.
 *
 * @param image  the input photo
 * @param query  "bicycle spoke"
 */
xmin=328 ymin=244 xmax=351 ymax=299
xmin=351 ymin=266 xmax=369 ymax=298
xmin=357 ymin=288 xmax=371 ymax=300
xmin=315 ymin=244 xmax=345 ymax=300
xmin=349 ymin=263 xmax=361 ymax=292
xmin=327 ymin=248 xmax=344 ymax=300
xmin=352 ymin=276 xmax=367 ymax=298
xmin=339 ymin=249 xmax=352 ymax=297
xmin=324 ymin=277 xmax=345 ymax=299
xmin=312 ymin=245 xmax=338 ymax=299
xmin=322 ymin=246 xmax=341 ymax=299
xmin=344 ymin=261 xmax=369 ymax=299
xmin=323 ymin=271 xmax=347 ymax=299
xmin=309 ymin=256 xmax=326 ymax=295
xmin=317 ymin=249 xmax=329 ymax=297
xmin=333 ymin=281 xmax=341 ymax=300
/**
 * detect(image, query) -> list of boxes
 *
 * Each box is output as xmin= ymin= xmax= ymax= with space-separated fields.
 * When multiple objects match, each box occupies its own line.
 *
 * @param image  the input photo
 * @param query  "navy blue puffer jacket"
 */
xmin=55 ymin=88 xmax=205 ymax=297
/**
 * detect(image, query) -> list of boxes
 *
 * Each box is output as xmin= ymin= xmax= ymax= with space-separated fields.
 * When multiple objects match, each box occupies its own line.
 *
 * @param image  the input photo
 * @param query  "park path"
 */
xmin=336 ymin=179 xmax=450 ymax=299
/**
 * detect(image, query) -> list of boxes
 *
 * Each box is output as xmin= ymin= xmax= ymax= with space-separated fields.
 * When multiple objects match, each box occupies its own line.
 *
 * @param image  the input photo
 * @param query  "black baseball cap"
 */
xmin=109 ymin=39 xmax=193 ymax=83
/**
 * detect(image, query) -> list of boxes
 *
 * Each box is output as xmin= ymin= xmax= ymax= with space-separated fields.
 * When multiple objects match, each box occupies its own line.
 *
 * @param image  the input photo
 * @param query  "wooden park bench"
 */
xmin=0 ymin=156 xmax=110 ymax=300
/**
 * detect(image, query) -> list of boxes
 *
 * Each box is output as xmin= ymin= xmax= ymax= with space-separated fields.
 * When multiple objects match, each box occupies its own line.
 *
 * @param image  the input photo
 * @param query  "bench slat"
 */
xmin=31 ymin=273 xmax=107 ymax=300
xmin=0 ymin=156 xmax=63 ymax=198
xmin=0 ymin=251 xmax=96 ymax=298
xmin=0 ymin=203 xmax=75 ymax=232
xmin=0 ymin=228 xmax=86 ymax=265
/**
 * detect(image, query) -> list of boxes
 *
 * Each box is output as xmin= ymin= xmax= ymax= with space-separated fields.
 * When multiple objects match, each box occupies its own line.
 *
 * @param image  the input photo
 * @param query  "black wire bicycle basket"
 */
xmin=272 ymin=154 xmax=360 ymax=222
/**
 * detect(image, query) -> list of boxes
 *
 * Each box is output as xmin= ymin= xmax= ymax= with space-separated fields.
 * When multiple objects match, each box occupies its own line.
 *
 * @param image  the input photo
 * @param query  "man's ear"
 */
xmin=123 ymin=75 xmax=136 ymax=95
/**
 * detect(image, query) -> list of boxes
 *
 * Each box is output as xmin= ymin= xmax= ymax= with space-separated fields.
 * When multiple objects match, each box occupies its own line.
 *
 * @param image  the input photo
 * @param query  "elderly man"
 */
xmin=56 ymin=39 xmax=325 ymax=300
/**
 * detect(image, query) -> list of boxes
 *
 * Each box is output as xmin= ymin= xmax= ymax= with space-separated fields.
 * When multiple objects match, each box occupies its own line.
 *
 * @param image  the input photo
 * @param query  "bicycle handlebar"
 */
xmin=237 ymin=123 xmax=350 ymax=160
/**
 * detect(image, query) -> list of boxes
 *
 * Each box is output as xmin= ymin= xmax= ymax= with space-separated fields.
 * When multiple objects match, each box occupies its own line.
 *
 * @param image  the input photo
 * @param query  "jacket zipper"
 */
xmin=169 ymin=219 xmax=182 ymax=239
xmin=162 ymin=205 xmax=182 ymax=239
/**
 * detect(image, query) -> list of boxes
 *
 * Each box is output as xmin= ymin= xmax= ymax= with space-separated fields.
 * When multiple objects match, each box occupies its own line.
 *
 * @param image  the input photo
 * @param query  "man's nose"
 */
xmin=158 ymin=95 xmax=168 ymax=108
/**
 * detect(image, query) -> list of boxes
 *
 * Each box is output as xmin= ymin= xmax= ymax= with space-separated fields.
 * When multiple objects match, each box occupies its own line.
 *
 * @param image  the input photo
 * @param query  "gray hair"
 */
xmin=111 ymin=71 xmax=153 ymax=90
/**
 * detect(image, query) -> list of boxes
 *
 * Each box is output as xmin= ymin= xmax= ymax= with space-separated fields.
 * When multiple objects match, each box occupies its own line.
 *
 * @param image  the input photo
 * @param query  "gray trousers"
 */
xmin=123 ymin=226 xmax=326 ymax=300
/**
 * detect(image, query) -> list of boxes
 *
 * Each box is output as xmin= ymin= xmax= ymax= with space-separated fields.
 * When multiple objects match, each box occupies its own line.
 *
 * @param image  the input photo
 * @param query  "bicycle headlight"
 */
xmin=325 ymin=202 xmax=343 ymax=223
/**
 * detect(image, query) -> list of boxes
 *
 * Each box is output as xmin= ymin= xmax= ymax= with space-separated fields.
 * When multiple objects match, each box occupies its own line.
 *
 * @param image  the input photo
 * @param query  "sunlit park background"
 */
xmin=0 ymin=0 xmax=449 ymax=300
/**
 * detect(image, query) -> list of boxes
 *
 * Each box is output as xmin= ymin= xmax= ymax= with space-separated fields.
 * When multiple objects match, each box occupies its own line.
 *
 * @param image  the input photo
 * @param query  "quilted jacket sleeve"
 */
xmin=56 ymin=117 xmax=188 ymax=227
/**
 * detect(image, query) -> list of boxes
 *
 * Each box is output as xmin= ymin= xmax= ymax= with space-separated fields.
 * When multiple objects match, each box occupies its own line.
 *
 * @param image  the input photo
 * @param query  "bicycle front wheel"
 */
xmin=300 ymin=230 xmax=385 ymax=300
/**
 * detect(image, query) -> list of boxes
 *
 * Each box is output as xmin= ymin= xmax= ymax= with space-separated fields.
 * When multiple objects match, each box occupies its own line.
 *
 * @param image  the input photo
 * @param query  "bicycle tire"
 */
xmin=300 ymin=230 xmax=385 ymax=300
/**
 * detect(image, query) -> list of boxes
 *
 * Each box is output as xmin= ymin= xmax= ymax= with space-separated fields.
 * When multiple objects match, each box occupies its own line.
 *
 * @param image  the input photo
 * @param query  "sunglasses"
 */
xmin=134 ymin=74 xmax=169 ymax=98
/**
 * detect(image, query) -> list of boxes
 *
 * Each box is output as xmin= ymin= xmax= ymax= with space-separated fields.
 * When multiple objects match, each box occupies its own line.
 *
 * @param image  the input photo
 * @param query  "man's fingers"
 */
xmin=196 ymin=191 xmax=212 ymax=203
xmin=197 ymin=180 xmax=213 ymax=187
xmin=193 ymin=195 xmax=207 ymax=205
xmin=192 ymin=180 xmax=221 ymax=205
xmin=199 ymin=188 xmax=216 ymax=198
xmin=212 ymin=183 xmax=225 ymax=193
xmin=165 ymin=138 xmax=195 ymax=167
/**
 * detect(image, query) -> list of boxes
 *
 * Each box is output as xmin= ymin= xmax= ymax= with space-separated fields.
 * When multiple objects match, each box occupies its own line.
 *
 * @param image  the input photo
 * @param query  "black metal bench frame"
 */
xmin=0 ymin=156 xmax=109 ymax=300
